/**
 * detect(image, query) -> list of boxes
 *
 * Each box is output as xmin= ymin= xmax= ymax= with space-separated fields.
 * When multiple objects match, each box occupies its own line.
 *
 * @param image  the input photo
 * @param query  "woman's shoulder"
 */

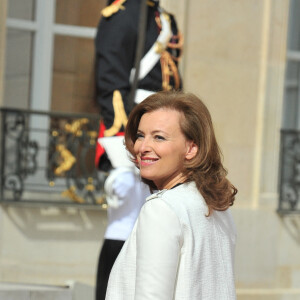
xmin=146 ymin=181 xmax=209 ymax=216
xmin=164 ymin=181 xmax=203 ymax=202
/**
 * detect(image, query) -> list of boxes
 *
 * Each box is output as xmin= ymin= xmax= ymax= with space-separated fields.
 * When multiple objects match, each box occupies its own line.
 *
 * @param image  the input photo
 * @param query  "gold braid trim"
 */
xmin=154 ymin=12 xmax=182 ymax=88
xmin=167 ymin=32 xmax=184 ymax=62
xmin=160 ymin=51 xmax=181 ymax=91
xmin=104 ymin=90 xmax=128 ymax=137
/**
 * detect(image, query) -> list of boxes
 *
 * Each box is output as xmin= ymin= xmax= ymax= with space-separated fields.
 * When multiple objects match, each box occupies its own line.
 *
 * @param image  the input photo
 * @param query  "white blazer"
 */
xmin=106 ymin=181 xmax=237 ymax=300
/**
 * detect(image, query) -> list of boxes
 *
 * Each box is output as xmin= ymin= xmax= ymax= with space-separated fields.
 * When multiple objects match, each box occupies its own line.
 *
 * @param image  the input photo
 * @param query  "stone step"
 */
xmin=0 ymin=281 xmax=94 ymax=300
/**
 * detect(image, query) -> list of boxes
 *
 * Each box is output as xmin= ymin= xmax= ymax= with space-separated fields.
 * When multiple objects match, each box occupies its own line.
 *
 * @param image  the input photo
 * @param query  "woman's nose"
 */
xmin=138 ymin=137 xmax=151 ymax=153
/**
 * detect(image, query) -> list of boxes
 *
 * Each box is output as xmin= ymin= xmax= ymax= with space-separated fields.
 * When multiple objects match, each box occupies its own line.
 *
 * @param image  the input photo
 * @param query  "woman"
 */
xmin=105 ymin=91 xmax=238 ymax=299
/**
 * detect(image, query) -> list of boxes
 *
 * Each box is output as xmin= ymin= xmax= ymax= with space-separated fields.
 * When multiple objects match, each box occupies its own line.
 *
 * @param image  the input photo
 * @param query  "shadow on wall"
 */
xmin=280 ymin=215 xmax=300 ymax=245
xmin=1 ymin=205 xmax=107 ymax=241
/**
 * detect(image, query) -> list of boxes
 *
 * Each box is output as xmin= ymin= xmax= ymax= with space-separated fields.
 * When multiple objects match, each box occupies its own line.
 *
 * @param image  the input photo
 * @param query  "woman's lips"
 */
xmin=140 ymin=157 xmax=158 ymax=166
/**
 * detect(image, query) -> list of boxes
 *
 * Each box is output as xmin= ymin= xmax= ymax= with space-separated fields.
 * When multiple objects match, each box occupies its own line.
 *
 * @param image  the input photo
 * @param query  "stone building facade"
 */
xmin=0 ymin=0 xmax=299 ymax=299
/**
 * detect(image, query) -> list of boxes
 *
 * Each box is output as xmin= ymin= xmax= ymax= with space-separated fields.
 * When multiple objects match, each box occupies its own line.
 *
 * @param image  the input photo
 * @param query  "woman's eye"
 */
xmin=136 ymin=133 xmax=144 ymax=139
xmin=155 ymin=135 xmax=165 ymax=141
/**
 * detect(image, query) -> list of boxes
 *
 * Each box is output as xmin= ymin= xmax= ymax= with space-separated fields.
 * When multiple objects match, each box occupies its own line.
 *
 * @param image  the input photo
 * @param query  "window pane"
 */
xmin=7 ymin=0 xmax=36 ymax=21
xmin=282 ymin=88 xmax=299 ymax=129
xmin=283 ymin=0 xmax=300 ymax=130
xmin=51 ymin=35 xmax=98 ymax=114
xmin=283 ymin=61 xmax=300 ymax=129
xmin=55 ymin=0 xmax=106 ymax=27
xmin=285 ymin=61 xmax=299 ymax=82
xmin=287 ymin=0 xmax=300 ymax=51
xmin=4 ymin=29 xmax=34 ymax=109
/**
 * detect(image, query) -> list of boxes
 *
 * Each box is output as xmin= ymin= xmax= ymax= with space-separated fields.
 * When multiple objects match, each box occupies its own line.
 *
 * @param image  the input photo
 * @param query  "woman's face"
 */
xmin=134 ymin=108 xmax=197 ymax=190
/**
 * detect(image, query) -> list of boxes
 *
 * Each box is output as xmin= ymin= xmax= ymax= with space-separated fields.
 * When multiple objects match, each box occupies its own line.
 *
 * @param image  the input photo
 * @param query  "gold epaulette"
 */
xmin=147 ymin=0 xmax=155 ymax=7
xmin=101 ymin=0 xmax=127 ymax=18
xmin=104 ymin=90 xmax=128 ymax=137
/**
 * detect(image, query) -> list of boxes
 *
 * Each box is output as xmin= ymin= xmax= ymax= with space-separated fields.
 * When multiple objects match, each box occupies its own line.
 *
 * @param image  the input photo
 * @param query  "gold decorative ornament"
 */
xmin=102 ymin=203 xmax=108 ymax=209
xmin=96 ymin=196 xmax=106 ymax=205
xmin=65 ymin=118 xmax=89 ymax=137
xmin=54 ymin=144 xmax=76 ymax=176
xmin=87 ymin=131 xmax=97 ymax=139
xmin=61 ymin=186 xmax=85 ymax=204
xmin=52 ymin=130 xmax=58 ymax=137
xmin=85 ymin=184 xmax=95 ymax=192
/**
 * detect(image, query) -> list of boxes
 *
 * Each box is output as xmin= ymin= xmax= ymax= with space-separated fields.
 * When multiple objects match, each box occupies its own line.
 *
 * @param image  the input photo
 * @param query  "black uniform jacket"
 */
xmin=95 ymin=0 xmax=182 ymax=170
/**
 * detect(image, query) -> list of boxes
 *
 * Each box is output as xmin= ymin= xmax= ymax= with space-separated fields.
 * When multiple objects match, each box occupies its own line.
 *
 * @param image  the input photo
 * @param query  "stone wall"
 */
xmin=183 ymin=0 xmax=300 ymax=299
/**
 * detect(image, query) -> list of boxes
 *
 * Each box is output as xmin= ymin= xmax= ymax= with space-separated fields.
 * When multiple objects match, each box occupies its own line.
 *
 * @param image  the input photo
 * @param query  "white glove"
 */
xmin=104 ymin=167 xmax=135 ymax=208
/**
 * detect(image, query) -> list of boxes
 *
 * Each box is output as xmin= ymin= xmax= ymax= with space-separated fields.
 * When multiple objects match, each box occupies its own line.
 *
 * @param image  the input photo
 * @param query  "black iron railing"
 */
xmin=0 ymin=108 xmax=107 ymax=208
xmin=278 ymin=129 xmax=300 ymax=214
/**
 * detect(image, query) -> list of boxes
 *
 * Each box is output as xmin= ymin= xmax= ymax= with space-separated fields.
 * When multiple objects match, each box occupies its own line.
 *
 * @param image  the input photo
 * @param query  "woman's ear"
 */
xmin=185 ymin=142 xmax=198 ymax=160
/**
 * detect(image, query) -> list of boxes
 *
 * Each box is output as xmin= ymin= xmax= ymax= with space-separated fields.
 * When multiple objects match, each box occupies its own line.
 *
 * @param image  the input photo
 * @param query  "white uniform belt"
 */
xmin=130 ymin=10 xmax=172 ymax=85
xmin=135 ymin=89 xmax=155 ymax=104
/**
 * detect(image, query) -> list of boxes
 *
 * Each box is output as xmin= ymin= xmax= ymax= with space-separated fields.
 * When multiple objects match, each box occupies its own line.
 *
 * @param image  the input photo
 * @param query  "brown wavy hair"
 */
xmin=125 ymin=91 xmax=237 ymax=215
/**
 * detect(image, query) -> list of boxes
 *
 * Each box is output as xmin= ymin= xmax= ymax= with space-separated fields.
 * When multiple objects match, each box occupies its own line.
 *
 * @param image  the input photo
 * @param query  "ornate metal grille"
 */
xmin=278 ymin=129 xmax=300 ymax=214
xmin=0 ymin=108 xmax=107 ymax=208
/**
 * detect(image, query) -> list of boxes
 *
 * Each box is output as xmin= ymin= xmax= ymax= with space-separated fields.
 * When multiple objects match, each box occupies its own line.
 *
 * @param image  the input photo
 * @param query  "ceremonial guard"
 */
xmin=94 ymin=0 xmax=183 ymax=299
